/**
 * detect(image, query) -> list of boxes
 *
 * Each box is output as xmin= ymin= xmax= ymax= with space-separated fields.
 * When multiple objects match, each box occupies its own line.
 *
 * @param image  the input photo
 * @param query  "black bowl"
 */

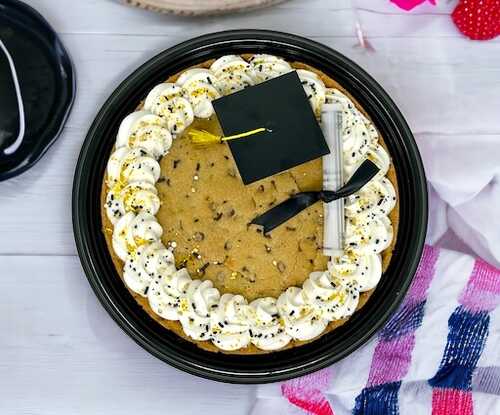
xmin=73 ymin=30 xmax=427 ymax=384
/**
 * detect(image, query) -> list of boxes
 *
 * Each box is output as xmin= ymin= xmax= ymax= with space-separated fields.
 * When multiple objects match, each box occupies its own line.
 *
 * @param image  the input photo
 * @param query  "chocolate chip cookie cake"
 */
xmin=101 ymin=54 xmax=399 ymax=354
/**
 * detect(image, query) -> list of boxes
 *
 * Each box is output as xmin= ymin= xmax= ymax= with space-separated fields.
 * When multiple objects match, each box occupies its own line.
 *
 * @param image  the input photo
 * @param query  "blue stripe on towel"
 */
xmin=428 ymin=306 xmax=489 ymax=391
xmin=353 ymin=382 xmax=401 ymax=415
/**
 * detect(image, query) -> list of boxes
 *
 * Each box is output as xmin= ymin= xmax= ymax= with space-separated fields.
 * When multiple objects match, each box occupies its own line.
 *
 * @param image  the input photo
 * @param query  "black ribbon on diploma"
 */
xmin=250 ymin=159 xmax=380 ymax=233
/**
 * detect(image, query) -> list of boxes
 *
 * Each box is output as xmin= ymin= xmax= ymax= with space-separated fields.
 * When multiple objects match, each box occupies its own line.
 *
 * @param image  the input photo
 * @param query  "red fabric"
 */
xmin=452 ymin=0 xmax=500 ymax=40
xmin=432 ymin=388 xmax=474 ymax=415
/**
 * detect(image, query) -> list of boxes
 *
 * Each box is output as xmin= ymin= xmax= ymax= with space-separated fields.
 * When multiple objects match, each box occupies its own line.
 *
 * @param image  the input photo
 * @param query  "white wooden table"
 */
xmin=1 ymin=1 xmax=499 ymax=414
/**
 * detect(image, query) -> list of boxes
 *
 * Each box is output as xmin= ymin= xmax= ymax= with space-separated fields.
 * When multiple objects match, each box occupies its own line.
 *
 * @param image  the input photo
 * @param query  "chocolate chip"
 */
xmin=227 ymin=208 xmax=235 ymax=217
xmin=265 ymin=245 xmax=272 ymax=253
xmin=224 ymin=241 xmax=233 ymax=251
xmin=213 ymin=212 xmax=223 ymax=221
xmin=277 ymin=261 xmax=286 ymax=273
xmin=227 ymin=168 xmax=237 ymax=178
xmin=173 ymin=159 xmax=180 ymax=168
xmin=285 ymin=226 xmax=296 ymax=231
xmin=197 ymin=262 xmax=210 ymax=276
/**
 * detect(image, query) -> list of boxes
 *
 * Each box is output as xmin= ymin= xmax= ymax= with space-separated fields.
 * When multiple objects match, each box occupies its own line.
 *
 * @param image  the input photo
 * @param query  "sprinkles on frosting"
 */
xmin=104 ymin=54 xmax=396 ymax=351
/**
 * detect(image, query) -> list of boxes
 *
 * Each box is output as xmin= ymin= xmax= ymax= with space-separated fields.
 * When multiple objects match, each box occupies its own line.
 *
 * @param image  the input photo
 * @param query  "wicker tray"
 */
xmin=123 ymin=0 xmax=286 ymax=16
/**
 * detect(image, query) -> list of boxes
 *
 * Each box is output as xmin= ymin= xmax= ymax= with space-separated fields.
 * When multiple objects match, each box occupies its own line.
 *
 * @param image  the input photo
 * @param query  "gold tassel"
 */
xmin=188 ymin=127 xmax=269 ymax=146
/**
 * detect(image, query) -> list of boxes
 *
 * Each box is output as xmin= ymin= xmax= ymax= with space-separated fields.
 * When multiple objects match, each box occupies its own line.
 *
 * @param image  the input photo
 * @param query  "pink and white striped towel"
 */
xmin=251 ymin=245 xmax=500 ymax=414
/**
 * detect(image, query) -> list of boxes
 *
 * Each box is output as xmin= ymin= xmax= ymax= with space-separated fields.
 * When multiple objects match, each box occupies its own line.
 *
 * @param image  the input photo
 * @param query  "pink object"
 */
xmin=432 ymin=388 xmax=474 ymax=415
xmin=282 ymin=368 xmax=334 ymax=415
xmin=391 ymin=0 xmax=436 ymax=11
xmin=459 ymin=258 xmax=500 ymax=312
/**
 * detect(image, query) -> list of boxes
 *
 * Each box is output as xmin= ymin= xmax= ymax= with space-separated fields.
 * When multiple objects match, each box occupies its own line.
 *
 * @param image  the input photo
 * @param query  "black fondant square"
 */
xmin=212 ymin=71 xmax=330 ymax=184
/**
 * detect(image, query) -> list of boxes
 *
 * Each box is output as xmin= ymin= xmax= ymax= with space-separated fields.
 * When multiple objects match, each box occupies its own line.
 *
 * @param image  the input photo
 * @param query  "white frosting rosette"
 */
xmin=105 ymin=180 xmax=160 ymax=224
xmin=345 ymin=213 xmax=393 ymax=255
xmin=123 ymin=241 xmax=175 ymax=296
xmin=179 ymin=279 xmax=221 ymax=341
xmin=248 ymin=54 xmax=292 ymax=82
xmin=303 ymin=271 xmax=360 ymax=321
xmin=248 ymin=298 xmax=291 ymax=351
xmin=210 ymin=294 xmax=251 ymax=351
xmin=329 ymin=253 xmax=382 ymax=292
xmin=176 ymin=68 xmax=220 ymax=118
xmin=111 ymin=212 xmax=163 ymax=261
xmin=144 ymin=83 xmax=194 ymax=135
xmin=116 ymin=111 xmax=172 ymax=159
xmin=107 ymin=147 xmax=161 ymax=187
xmin=345 ymin=177 xmax=396 ymax=218
xmin=277 ymin=287 xmax=327 ymax=341
xmin=210 ymin=55 xmax=255 ymax=94
xmin=148 ymin=268 xmax=192 ymax=320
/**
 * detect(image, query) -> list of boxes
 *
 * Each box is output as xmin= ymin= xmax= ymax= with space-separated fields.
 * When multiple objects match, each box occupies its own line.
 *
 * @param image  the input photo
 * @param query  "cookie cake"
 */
xmin=101 ymin=54 xmax=399 ymax=354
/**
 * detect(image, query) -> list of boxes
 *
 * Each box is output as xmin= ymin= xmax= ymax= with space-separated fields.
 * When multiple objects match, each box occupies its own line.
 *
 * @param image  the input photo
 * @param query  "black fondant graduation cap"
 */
xmin=212 ymin=71 xmax=330 ymax=185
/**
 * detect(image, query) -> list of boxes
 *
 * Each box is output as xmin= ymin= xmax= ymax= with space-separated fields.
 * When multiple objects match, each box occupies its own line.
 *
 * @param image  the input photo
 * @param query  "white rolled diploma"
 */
xmin=321 ymin=103 xmax=344 ymax=257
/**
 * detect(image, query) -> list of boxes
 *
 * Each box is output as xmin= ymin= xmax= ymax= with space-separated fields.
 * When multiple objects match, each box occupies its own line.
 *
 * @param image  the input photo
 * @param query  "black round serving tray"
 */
xmin=73 ymin=30 xmax=427 ymax=384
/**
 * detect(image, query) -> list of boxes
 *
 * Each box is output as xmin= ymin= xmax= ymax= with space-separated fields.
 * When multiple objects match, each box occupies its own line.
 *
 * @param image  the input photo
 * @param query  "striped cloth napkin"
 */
xmin=251 ymin=245 xmax=500 ymax=414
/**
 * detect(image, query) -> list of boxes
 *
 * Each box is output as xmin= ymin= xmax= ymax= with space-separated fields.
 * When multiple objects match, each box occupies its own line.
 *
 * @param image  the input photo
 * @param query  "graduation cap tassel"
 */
xmin=188 ymin=127 xmax=269 ymax=146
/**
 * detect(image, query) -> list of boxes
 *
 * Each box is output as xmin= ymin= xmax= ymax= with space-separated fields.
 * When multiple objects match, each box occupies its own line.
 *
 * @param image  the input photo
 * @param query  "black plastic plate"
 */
xmin=72 ymin=30 xmax=427 ymax=384
xmin=0 ymin=0 xmax=75 ymax=181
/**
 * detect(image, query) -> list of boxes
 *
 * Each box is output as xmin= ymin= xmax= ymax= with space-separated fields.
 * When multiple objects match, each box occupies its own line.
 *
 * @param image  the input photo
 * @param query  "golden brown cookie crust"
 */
xmin=101 ymin=57 xmax=399 ymax=354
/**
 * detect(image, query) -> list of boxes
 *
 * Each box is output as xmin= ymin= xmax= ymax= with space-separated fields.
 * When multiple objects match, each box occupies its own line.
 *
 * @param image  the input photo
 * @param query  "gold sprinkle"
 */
xmin=178 ymin=298 xmax=189 ymax=313
xmin=272 ymin=260 xmax=278 ymax=266
xmin=191 ymin=187 xmax=196 ymax=193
